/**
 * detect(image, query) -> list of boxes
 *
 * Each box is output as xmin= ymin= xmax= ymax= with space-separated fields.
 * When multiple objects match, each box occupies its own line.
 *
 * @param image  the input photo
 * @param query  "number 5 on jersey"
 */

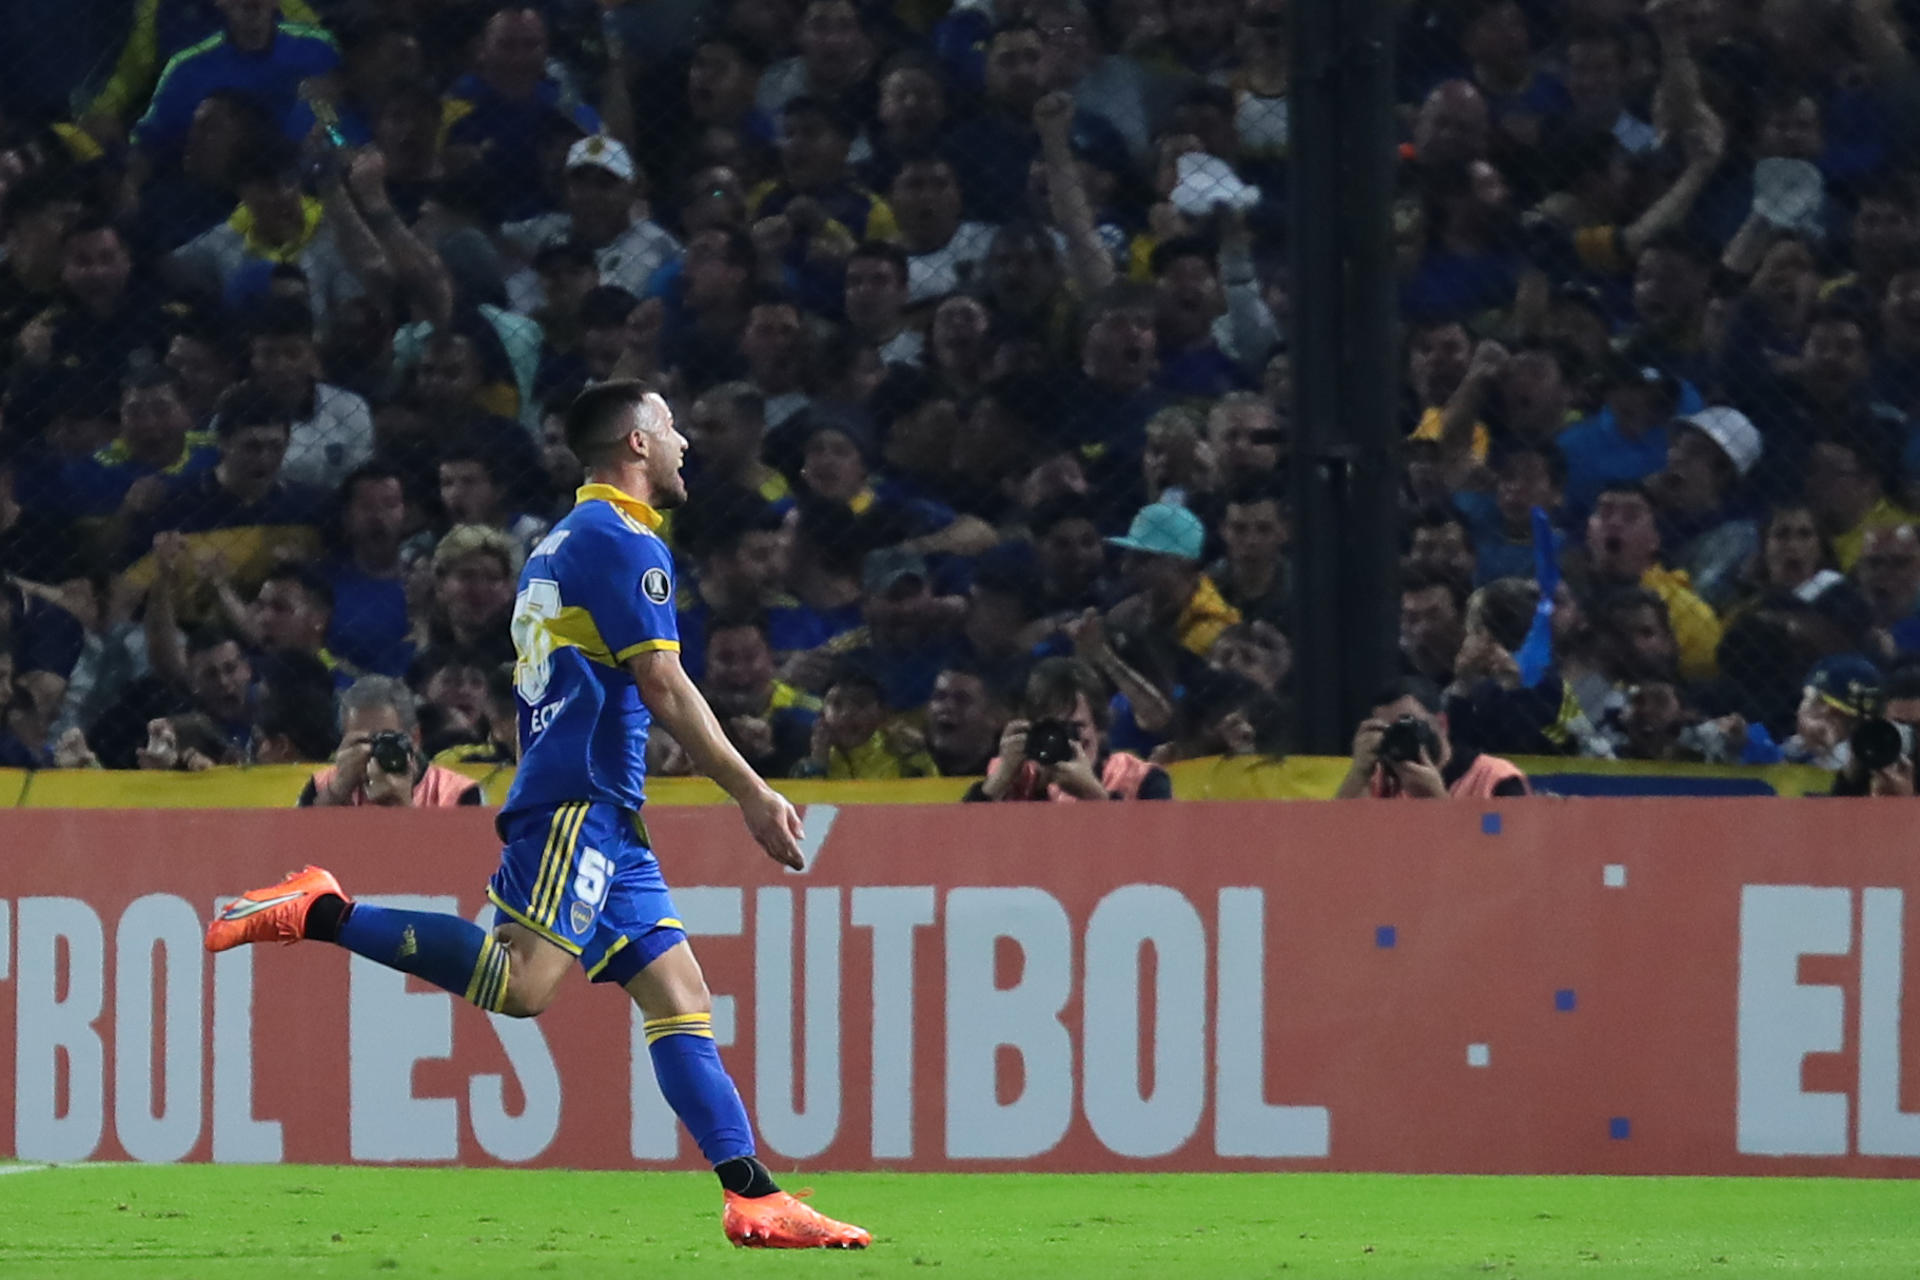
xmin=573 ymin=848 xmax=613 ymax=907
xmin=512 ymin=578 xmax=563 ymax=703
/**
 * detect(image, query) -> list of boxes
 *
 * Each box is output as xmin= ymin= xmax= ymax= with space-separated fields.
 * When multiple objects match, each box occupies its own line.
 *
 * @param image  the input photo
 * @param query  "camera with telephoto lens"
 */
xmin=367 ymin=730 xmax=414 ymax=777
xmin=1377 ymin=714 xmax=1440 ymax=765
xmin=1026 ymin=718 xmax=1077 ymax=767
xmin=1851 ymin=717 xmax=1916 ymax=773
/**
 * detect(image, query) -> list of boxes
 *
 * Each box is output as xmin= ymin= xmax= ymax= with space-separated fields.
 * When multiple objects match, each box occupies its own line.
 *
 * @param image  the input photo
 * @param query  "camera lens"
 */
xmin=1852 ymin=717 xmax=1908 ymax=773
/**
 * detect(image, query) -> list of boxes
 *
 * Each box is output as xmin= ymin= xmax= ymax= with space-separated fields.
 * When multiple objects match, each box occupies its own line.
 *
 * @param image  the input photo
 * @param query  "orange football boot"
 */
xmin=204 ymin=866 xmax=349 ymax=952
xmin=723 ymin=1190 xmax=871 ymax=1249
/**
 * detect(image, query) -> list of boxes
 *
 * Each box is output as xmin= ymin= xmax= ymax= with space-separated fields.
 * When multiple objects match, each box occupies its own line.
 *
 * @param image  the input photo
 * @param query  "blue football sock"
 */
xmin=645 ymin=1013 xmax=756 ymax=1165
xmin=334 ymin=904 xmax=511 ymax=1013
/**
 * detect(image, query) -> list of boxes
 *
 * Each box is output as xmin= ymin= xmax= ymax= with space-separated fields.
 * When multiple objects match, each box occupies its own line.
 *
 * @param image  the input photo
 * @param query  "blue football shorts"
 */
xmin=487 ymin=801 xmax=686 ymax=986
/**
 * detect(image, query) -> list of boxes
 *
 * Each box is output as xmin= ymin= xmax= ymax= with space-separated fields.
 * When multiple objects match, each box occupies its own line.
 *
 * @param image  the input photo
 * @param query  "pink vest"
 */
xmin=1449 ymin=752 xmax=1529 ymax=798
xmin=1370 ymin=753 xmax=1529 ymax=798
xmin=987 ymin=752 xmax=1159 ymax=801
xmin=308 ymin=762 xmax=476 ymax=807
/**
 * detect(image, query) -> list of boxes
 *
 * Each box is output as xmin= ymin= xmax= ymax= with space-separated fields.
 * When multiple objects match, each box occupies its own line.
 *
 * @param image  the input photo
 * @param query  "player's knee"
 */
xmin=498 ymin=975 xmax=558 ymax=1018
xmin=497 ymin=990 xmax=547 ymax=1018
xmin=669 ymin=981 xmax=712 ymax=1018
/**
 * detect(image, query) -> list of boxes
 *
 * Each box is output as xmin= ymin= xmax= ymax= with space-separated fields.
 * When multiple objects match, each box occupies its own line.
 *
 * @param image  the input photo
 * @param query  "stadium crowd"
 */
xmin=2 ymin=0 xmax=1920 ymax=795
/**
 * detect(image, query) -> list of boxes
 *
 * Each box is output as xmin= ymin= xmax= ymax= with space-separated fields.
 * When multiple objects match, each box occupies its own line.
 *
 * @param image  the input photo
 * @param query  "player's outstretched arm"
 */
xmin=628 ymin=648 xmax=806 ymax=869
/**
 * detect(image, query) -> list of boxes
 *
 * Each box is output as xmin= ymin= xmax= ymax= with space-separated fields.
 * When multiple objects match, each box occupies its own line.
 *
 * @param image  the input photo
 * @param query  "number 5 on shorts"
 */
xmin=573 ymin=848 xmax=613 ymax=907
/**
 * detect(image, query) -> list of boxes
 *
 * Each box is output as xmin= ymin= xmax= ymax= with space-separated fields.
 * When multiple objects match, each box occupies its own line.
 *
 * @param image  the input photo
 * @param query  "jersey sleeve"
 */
xmin=571 ymin=526 xmax=681 ymax=662
xmin=131 ymin=51 xmax=202 ymax=152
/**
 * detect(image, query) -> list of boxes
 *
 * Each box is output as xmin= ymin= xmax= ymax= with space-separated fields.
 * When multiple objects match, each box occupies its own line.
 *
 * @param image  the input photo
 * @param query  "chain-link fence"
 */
xmin=0 ymin=0 xmax=1916 ymax=788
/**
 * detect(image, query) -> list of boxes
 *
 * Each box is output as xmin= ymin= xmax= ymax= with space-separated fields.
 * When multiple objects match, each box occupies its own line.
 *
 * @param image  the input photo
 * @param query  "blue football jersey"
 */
xmin=501 ymin=484 xmax=680 ymax=818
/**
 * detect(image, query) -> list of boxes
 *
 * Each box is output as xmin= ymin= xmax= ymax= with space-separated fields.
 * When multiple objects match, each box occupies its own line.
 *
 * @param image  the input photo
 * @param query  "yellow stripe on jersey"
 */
xmin=535 ymin=803 xmax=590 ymax=927
xmin=527 ymin=803 xmax=581 ymax=930
xmin=613 ymin=638 xmax=680 ymax=662
xmin=643 ymin=1012 xmax=714 ymax=1045
xmin=583 ymin=935 xmax=630 ymax=981
xmin=465 ymin=937 xmax=510 ymax=1013
xmin=485 ymin=887 xmax=583 ymax=955
xmin=478 ymin=945 xmax=510 ymax=1013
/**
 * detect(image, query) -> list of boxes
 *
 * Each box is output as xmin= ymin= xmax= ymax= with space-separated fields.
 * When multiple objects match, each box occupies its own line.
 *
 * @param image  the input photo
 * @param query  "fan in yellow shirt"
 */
xmin=792 ymin=667 xmax=935 ymax=780
xmin=1585 ymin=482 xmax=1723 ymax=680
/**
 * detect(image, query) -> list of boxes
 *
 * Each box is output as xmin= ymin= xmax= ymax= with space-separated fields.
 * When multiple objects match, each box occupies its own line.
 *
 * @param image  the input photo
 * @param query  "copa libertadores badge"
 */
xmin=641 ymin=568 xmax=671 ymax=604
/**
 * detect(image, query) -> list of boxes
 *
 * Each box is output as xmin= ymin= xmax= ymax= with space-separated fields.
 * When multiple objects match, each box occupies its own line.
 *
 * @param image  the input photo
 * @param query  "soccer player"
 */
xmin=205 ymin=381 xmax=870 ymax=1250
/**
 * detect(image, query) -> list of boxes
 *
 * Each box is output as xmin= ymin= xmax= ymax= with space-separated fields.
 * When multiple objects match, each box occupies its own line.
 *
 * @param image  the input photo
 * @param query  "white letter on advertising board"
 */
xmin=349 ymin=895 xmax=458 ymax=1161
xmin=14 ymin=898 xmax=106 ymax=1162
xmin=1737 ymin=885 xmax=1850 ymax=1156
xmin=851 ymin=886 xmax=936 ymax=1159
xmin=212 ymin=939 xmax=282 ymax=1162
xmin=115 ymin=895 xmax=204 ymax=1163
xmin=468 ymin=907 xmax=561 ymax=1162
xmin=754 ymin=887 xmax=842 ymax=1158
xmin=1082 ymin=886 xmax=1207 ymax=1158
xmin=631 ymin=888 xmax=743 ymax=1159
xmin=944 ymin=887 xmax=1074 ymax=1158
xmin=1858 ymin=888 xmax=1920 ymax=1156
xmin=1214 ymin=888 xmax=1329 ymax=1158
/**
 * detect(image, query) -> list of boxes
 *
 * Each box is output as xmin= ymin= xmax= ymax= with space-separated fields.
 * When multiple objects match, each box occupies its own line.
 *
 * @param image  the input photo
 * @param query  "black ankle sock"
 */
xmin=716 ymin=1156 xmax=779 ymax=1198
xmin=305 ymin=894 xmax=352 ymax=942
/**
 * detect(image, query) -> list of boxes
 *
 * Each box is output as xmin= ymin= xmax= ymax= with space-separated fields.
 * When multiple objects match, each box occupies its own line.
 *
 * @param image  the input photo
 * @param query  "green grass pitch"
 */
xmin=3 ymin=1164 xmax=1917 ymax=1278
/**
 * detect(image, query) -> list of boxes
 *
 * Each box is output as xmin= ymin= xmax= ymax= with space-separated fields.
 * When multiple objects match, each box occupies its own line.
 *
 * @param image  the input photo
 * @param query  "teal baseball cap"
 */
xmin=1106 ymin=502 xmax=1206 ymax=562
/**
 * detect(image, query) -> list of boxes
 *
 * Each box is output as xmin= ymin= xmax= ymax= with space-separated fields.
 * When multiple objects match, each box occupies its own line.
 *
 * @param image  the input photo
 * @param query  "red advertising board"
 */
xmin=1 ymin=800 xmax=1917 ymax=1175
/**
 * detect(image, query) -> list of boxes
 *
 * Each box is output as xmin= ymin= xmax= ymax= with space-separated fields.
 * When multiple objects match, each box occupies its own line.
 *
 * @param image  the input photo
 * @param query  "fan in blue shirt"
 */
xmin=131 ymin=13 xmax=339 ymax=161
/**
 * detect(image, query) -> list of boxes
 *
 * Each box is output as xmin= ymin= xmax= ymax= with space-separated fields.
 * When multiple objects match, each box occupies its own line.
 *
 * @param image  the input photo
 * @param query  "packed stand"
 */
xmin=0 ymin=0 xmax=1913 ymax=796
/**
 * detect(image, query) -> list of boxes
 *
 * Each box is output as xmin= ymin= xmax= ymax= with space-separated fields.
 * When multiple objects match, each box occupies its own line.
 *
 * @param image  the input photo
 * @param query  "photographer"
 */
xmin=298 ymin=676 xmax=482 ymax=807
xmin=965 ymin=657 xmax=1173 ymax=802
xmin=1335 ymin=676 xmax=1530 ymax=799
xmin=1784 ymin=654 xmax=1880 ymax=772
xmin=1831 ymin=667 xmax=1920 ymax=797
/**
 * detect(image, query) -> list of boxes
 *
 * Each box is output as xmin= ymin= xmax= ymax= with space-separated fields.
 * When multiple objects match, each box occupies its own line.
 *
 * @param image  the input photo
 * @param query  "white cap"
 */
xmin=566 ymin=134 xmax=635 ymax=182
xmin=1679 ymin=406 xmax=1763 ymax=477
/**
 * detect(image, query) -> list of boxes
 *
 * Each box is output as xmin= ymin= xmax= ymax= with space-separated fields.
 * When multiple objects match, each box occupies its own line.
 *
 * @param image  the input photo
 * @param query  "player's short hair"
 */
xmin=339 ymin=674 xmax=419 ymax=734
xmin=565 ymin=379 xmax=666 ymax=470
